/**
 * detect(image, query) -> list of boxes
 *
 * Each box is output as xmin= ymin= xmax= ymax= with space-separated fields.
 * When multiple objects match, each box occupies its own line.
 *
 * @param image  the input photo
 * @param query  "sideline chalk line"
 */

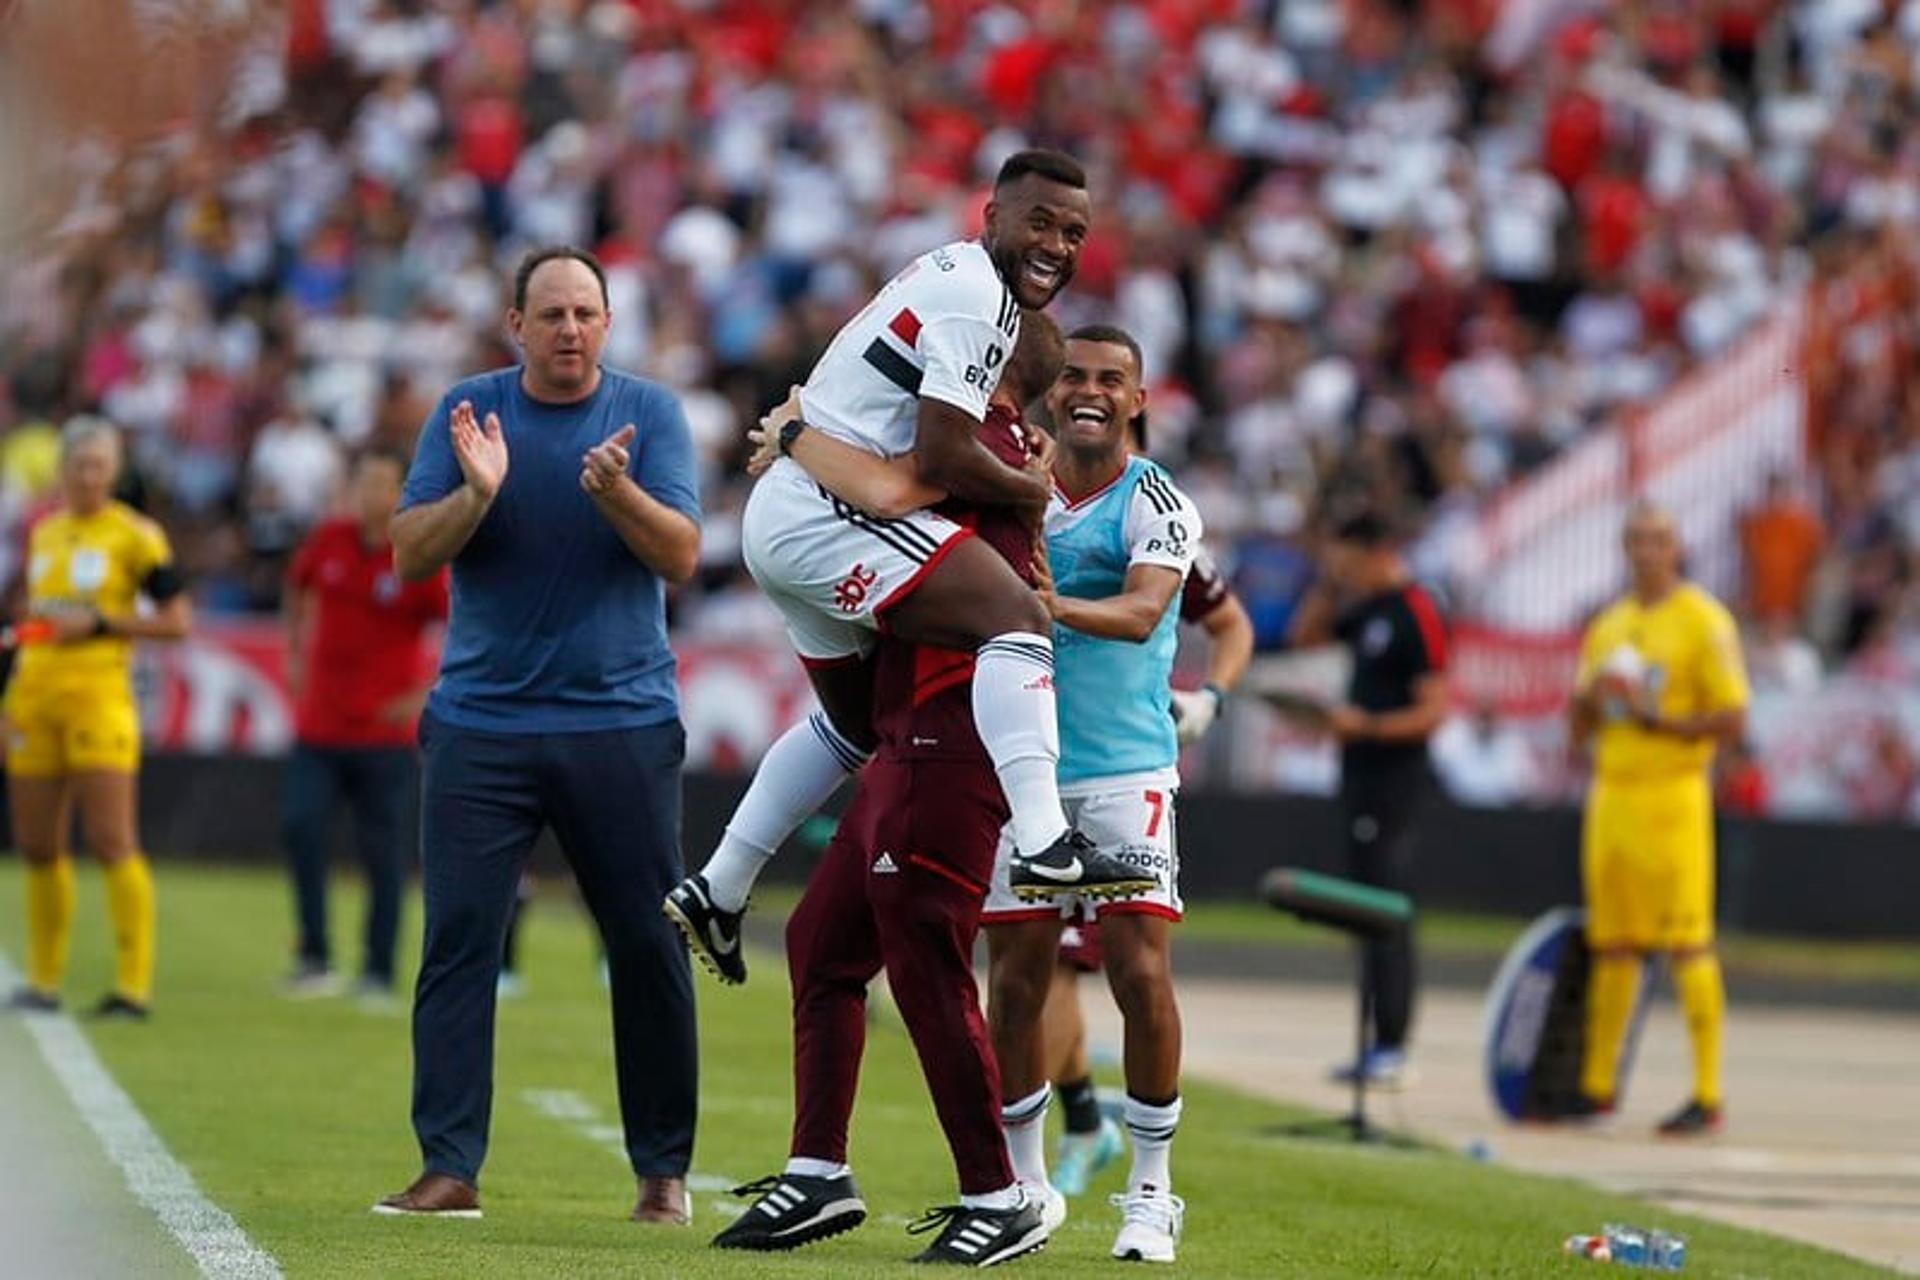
xmin=0 ymin=950 xmax=281 ymax=1280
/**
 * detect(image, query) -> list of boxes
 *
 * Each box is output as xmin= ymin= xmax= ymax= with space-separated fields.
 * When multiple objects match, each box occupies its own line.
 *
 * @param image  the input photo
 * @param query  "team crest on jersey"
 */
xmin=68 ymin=548 xmax=108 ymax=592
xmin=1362 ymin=617 xmax=1393 ymax=656
xmin=374 ymin=571 xmax=401 ymax=603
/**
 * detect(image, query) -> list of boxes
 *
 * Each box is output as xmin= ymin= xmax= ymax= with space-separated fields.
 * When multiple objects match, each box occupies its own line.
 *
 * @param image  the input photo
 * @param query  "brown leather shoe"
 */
xmin=631 ymin=1175 xmax=690 ymax=1225
xmin=372 ymin=1172 xmax=482 ymax=1218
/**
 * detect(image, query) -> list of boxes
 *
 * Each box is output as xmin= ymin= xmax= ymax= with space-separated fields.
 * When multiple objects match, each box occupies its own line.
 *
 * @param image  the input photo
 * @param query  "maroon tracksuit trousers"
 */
xmin=783 ymin=754 xmax=1013 ymax=1195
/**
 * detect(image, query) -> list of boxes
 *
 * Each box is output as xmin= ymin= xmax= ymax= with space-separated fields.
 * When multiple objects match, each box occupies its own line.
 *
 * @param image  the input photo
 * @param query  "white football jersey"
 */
xmin=799 ymin=240 xmax=1020 ymax=458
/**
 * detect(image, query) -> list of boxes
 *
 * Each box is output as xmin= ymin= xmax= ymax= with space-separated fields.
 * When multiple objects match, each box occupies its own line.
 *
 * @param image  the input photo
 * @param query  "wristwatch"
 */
xmin=777 ymin=418 xmax=807 ymax=456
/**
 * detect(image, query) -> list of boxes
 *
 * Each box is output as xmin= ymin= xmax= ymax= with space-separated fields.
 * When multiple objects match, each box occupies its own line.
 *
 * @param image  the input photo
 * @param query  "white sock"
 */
xmin=1001 ymin=1084 xmax=1052 ymax=1188
xmin=702 ymin=712 xmax=869 ymax=911
xmin=1123 ymin=1094 xmax=1182 ymax=1193
xmin=785 ymin=1156 xmax=850 ymax=1180
xmin=972 ymin=633 xmax=1069 ymax=854
xmin=960 ymin=1183 xmax=1025 ymax=1211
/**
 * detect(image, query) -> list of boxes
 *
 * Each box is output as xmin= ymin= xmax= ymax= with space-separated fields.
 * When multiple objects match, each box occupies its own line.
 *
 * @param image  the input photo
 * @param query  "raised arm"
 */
xmin=393 ymin=399 xmax=504 ymax=582
xmin=1288 ymin=577 xmax=1340 ymax=648
xmin=581 ymin=422 xmax=701 ymax=584
xmin=580 ymin=387 xmax=703 ymax=584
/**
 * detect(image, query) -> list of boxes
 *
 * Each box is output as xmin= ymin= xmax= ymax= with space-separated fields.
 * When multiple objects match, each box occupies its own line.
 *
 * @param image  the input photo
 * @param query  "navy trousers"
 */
xmin=410 ymin=712 xmax=695 ymax=1185
xmin=283 ymin=743 xmax=414 ymax=984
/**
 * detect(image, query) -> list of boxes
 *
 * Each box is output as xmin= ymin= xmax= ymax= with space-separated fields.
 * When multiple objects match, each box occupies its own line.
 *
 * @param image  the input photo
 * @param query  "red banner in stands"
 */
xmin=136 ymin=622 xmax=822 ymax=767
xmin=1448 ymin=624 xmax=1583 ymax=717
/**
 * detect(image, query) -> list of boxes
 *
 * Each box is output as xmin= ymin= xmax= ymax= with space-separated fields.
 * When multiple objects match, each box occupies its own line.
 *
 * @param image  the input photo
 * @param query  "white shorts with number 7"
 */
xmin=981 ymin=778 xmax=1183 ymax=924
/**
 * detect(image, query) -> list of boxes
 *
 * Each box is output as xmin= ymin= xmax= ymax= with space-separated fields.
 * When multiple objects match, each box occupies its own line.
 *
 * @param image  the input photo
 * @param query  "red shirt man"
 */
xmin=281 ymin=445 xmax=449 ymax=995
xmin=287 ymin=456 xmax=448 ymax=748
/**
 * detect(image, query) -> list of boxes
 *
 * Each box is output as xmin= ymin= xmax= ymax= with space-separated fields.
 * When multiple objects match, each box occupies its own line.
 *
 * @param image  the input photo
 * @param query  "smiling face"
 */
xmin=509 ymin=257 xmax=610 ymax=401
xmin=984 ymin=173 xmax=1092 ymax=309
xmin=1045 ymin=336 xmax=1145 ymax=463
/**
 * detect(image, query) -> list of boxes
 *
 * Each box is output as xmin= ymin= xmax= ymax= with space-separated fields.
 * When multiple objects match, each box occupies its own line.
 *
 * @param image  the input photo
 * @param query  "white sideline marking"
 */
xmin=0 ymin=951 xmax=281 ymax=1280
xmin=520 ymin=1088 xmax=735 ymax=1193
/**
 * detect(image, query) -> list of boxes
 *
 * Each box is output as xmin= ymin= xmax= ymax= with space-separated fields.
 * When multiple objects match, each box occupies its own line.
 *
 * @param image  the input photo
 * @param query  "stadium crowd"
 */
xmin=1 ymin=0 xmax=1918 ymax=721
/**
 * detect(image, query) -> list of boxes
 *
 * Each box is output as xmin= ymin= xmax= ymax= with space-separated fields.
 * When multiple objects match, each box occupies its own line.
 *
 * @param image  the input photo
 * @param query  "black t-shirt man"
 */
xmin=1290 ymin=512 xmax=1451 ymax=1069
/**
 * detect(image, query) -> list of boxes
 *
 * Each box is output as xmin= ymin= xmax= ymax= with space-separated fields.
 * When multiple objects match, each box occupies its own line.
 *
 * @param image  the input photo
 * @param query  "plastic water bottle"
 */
xmin=1564 ymin=1233 xmax=1612 ymax=1262
xmin=1648 ymin=1230 xmax=1687 ymax=1270
xmin=1565 ymin=1224 xmax=1686 ymax=1269
xmin=1605 ymin=1224 xmax=1649 ymax=1267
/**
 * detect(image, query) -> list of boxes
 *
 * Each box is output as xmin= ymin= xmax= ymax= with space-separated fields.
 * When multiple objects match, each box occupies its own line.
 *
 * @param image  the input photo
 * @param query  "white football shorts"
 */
xmin=741 ymin=457 xmax=972 ymax=663
xmin=981 ymin=780 xmax=1183 ymax=924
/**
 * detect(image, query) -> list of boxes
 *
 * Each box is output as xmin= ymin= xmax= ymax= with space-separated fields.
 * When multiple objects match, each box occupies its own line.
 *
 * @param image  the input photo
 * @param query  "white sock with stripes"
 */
xmin=972 ymin=633 xmax=1069 ymax=855
xmin=1001 ymin=1084 xmax=1052 ymax=1188
xmin=1123 ymin=1093 xmax=1182 ymax=1193
xmin=784 ymin=1157 xmax=850 ymax=1180
xmin=703 ymin=712 xmax=870 ymax=912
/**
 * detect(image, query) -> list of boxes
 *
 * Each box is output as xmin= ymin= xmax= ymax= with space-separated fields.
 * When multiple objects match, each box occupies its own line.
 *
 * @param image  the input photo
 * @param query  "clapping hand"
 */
xmin=581 ymin=423 xmax=637 ymax=497
xmin=451 ymin=400 xmax=508 ymax=501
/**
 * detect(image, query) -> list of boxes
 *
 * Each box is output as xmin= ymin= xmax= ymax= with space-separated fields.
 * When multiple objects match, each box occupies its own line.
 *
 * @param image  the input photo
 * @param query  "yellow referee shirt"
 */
xmin=1576 ymin=582 xmax=1749 ymax=780
xmin=13 ymin=501 xmax=175 ymax=686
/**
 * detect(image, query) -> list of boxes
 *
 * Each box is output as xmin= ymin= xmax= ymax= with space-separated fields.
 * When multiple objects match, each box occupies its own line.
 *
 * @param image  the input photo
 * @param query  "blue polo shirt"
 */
xmin=399 ymin=366 xmax=700 ymax=733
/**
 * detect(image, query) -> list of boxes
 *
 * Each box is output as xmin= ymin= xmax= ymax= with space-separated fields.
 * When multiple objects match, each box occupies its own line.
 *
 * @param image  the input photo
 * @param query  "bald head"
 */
xmin=1623 ymin=501 xmax=1682 ymax=596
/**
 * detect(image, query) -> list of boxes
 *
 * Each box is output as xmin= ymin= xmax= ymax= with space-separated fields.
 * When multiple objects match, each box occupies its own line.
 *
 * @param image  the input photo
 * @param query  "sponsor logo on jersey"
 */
xmin=833 ymin=563 xmax=879 ymax=613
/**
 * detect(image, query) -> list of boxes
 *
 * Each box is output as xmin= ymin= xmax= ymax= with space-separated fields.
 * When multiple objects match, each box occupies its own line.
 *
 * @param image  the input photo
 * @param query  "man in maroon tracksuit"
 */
xmin=712 ymin=317 xmax=1063 ymax=1268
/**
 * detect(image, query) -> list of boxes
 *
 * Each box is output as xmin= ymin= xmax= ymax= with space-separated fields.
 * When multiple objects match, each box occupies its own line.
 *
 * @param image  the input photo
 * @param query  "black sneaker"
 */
xmin=1555 ymin=1093 xmax=1616 ymax=1124
xmin=1009 ymin=831 xmax=1157 ymax=902
xmin=663 ymin=874 xmax=748 ymax=985
xmin=711 ymin=1173 xmax=866 ymax=1251
xmin=91 ymin=993 xmax=150 ymax=1021
xmin=908 ymin=1195 xmax=1049 ymax=1267
xmin=6 ymin=987 xmax=60 ymax=1013
xmin=1656 ymin=1098 xmax=1722 ymax=1137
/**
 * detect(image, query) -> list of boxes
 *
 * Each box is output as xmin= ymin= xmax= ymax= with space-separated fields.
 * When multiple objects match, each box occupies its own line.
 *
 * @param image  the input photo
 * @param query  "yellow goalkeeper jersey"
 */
xmin=1576 ymin=582 xmax=1749 ymax=781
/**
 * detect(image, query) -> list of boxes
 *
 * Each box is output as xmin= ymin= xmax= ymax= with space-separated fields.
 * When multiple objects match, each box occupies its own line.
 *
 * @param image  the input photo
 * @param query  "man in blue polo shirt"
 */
xmin=374 ymin=246 xmax=702 ymax=1225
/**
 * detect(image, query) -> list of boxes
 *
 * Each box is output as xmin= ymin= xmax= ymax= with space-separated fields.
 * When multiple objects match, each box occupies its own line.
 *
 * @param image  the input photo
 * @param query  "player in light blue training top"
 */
xmin=982 ymin=324 xmax=1199 ymax=1264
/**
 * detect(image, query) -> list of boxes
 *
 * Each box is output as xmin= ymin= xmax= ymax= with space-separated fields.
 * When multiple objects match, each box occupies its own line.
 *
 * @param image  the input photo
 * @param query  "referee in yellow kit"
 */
xmin=5 ymin=417 xmax=191 ymax=1019
xmin=1567 ymin=502 xmax=1748 ymax=1135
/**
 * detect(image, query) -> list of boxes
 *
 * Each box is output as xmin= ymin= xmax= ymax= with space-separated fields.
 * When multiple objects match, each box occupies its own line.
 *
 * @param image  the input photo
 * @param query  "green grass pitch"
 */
xmin=0 ymin=859 xmax=1890 ymax=1278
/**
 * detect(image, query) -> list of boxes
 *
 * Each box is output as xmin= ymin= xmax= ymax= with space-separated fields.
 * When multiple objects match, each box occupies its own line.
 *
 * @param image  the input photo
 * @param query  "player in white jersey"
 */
xmin=759 ymin=325 xmax=1203 ymax=1258
xmin=667 ymin=150 xmax=1153 ymax=985
xmin=980 ymin=327 xmax=1198 ymax=1263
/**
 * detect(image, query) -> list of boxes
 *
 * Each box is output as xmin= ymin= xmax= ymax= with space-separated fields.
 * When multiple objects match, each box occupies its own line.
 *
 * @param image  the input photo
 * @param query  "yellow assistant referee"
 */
xmin=5 ymin=417 xmax=191 ymax=1019
xmin=1567 ymin=502 xmax=1748 ymax=1135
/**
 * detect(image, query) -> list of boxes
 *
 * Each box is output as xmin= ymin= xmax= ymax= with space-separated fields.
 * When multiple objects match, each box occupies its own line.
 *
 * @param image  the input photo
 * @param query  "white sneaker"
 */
xmin=1022 ymin=1180 xmax=1067 ymax=1234
xmin=1110 ymin=1186 xmax=1183 ymax=1263
xmin=281 ymin=965 xmax=345 ymax=1000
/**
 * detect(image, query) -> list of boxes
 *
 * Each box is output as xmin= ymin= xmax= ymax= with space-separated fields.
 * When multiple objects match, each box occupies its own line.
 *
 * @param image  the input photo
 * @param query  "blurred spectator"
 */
xmin=1432 ymin=701 xmax=1538 ymax=808
xmin=1744 ymin=616 xmax=1823 ymax=695
xmin=1231 ymin=493 xmax=1315 ymax=652
xmin=1842 ymin=719 xmax=1919 ymax=822
xmin=1 ymin=0 xmax=1918 ymax=823
xmin=1739 ymin=472 xmax=1824 ymax=626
